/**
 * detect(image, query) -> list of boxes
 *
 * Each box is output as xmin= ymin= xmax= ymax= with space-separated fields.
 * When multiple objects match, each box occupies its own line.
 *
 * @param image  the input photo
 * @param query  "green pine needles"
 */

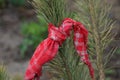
xmin=33 ymin=0 xmax=73 ymax=26
xmin=0 ymin=65 xmax=9 ymax=80
xmin=34 ymin=0 xmax=91 ymax=80
xmin=33 ymin=0 xmax=116 ymax=80
xmin=75 ymin=0 xmax=116 ymax=80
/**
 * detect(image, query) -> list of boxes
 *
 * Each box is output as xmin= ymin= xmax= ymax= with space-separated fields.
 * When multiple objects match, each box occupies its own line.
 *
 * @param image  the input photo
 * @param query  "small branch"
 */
xmin=88 ymin=1 xmax=105 ymax=80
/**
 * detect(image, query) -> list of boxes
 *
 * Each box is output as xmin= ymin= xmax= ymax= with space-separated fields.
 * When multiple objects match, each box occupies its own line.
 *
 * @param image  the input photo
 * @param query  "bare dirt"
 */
xmin=0 ymin=6 xmax=51 ymax=80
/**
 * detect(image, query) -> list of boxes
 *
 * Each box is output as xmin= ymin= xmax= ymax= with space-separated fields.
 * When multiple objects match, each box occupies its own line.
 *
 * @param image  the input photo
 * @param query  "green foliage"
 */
xmin=12 ymin=74 xmax=23 ymax=80
xmin=0 ymin=65 xmax=9 ymax=80
xmin=20 ymin=17 xmax=48 ymax=58
xmin=31 ymin=0 xmax=116 ymax=80
xmin=116 ymin=48 xmax=120 ymax=54
xmin=46 ymin=38 xmax=90 ymax=80
xmin=0 ymin=0 xmax=5 ymax=8
xmin=9 ymin=0 xmax=26 ymax=6
xmin=75 ymin=0 xmax=116 ymax=80
xmin=34 ymin=0 xmax=90 ymax=80
xmin=105 ymin=77 xmax=111 ymax=80
xmin=105 ymin=69 xmax=116 ymax=75
xmin=34 ymin=0 xmax=73 ymax=26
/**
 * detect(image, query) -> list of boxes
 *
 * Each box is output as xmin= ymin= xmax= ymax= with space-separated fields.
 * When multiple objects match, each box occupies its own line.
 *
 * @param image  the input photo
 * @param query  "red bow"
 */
xmin=25 ymin=18 xmax=94 ymax=80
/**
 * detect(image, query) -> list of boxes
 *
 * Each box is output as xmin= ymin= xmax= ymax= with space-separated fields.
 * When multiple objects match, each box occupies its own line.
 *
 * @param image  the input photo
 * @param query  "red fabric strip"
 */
xmin=25 ymin=18 xmax=94 ymax=80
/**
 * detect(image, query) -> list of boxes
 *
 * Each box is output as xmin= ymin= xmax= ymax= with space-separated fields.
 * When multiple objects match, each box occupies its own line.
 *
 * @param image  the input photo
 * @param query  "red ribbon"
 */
xmin=25 ymin=18 xmax=94 ymax=80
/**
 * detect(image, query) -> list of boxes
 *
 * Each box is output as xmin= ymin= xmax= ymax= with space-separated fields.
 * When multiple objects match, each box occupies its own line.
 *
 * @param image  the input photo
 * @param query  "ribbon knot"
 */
xmin=48 ymin=23 xmax=67 ymax=45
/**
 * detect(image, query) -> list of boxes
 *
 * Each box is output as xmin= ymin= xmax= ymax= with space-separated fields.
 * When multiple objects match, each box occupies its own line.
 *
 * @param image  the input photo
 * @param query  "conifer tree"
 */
xmin=33 ymin=0 xmax=116 ymax=80
xmin=75 ymin=0 xmax=116 ymax=80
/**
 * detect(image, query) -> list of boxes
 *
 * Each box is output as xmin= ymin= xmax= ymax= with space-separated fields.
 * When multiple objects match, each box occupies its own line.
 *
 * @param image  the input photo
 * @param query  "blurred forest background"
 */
xmin=0 ymin=0 xmax=120 ymax=80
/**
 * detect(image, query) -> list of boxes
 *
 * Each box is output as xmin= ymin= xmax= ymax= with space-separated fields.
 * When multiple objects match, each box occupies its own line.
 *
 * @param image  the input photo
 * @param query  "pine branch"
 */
xmin=33 ymin=0 xmax=72 ymax=26
xmin=75 ymin=0 xmax=116 ymax=80
xmin=0 ymin=65 xmax=9 ymax=80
